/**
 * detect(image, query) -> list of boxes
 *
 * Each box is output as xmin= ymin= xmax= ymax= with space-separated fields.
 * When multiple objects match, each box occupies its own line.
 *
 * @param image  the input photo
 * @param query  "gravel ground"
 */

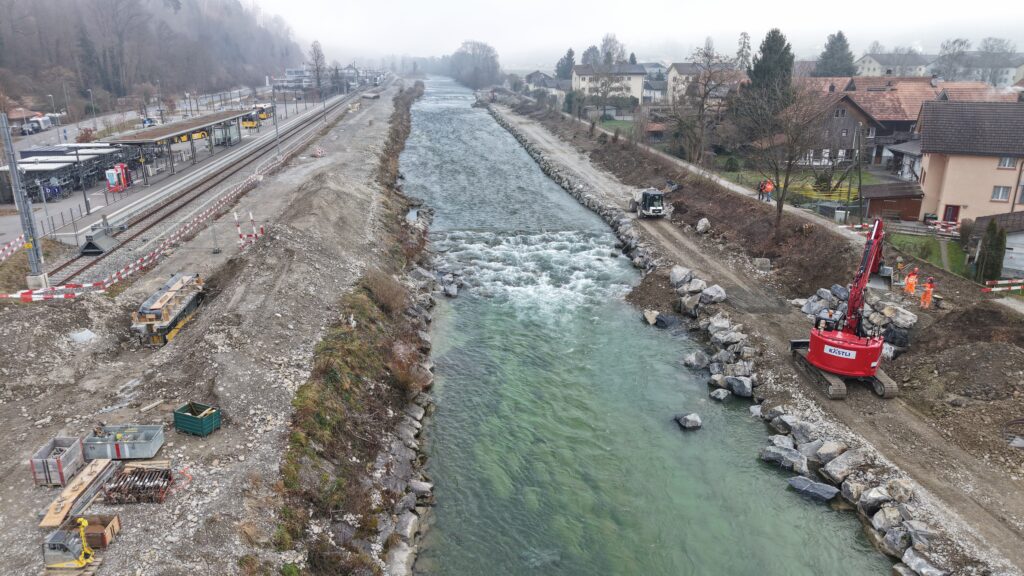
xmin=0 ymin=84 xmax=399 ymax=575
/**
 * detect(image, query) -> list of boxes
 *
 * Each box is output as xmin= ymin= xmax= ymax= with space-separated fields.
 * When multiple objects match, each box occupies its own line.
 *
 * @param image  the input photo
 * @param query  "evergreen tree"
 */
xmin=629 ymin=52 xmax=637 ymax=65
xmin=976 ymin=219 xmax=1007 ymax=282
xmin=736 ymin=32 xmax=752 ymax=71
xmin=581 ymin=45 xmax=601 ymax=66
xmin=555 ymin=48 xmax=575 ymax=79
xmin=747 ymin=29 xmax=795 ymax=109
xmin=813 ymin=31 xmax=856 ymax=77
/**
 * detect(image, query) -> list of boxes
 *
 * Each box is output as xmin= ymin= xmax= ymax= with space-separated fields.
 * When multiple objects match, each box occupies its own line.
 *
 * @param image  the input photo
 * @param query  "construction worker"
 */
xmin=904 ymin=267 xmax=919 ymax=295
xmin=893 ymin=256 xmax=905 ymax=286
xmin=756 ymin=180 xmax=765 ymax=201
xmin=920 ymin=277 xmax=935 ymax=309
xmin=763 ymin=179 xmax=775 ymax=203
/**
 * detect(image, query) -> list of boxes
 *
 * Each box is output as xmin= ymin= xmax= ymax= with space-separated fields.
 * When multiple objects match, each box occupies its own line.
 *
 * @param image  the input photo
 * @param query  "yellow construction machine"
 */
xmin=43 ymin=518 xmax=95 ymax=569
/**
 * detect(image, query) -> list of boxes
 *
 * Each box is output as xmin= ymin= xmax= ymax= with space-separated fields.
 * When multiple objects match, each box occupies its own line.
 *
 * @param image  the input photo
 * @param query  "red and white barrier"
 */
xmin=981 ymin=284 xmax=1024 ymax=293
xmin=235 ymin=211 xmax=265 ymax=249
xmin=0 ymin=233 xmax=26 ymax=264
xmin=985 ymin=278 xmax=1024 ymax=286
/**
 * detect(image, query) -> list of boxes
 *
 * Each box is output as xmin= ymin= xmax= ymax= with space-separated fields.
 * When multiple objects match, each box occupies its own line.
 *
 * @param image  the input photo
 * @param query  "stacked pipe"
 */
xmin=103 ymin=468 xmax=173 ymax=504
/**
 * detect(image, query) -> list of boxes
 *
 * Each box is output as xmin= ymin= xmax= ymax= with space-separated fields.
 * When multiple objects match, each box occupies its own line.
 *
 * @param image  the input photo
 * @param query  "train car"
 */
xmin=254 ymin=103 xmax=274 ymax=121
xmin=130 ymin=274 xmax=205 ymax=346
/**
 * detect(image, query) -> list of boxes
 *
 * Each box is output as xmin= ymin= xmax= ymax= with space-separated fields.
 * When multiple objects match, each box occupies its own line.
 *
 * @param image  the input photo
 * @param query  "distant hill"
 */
xmin=0 ymin=0 xmax=302 ymax=114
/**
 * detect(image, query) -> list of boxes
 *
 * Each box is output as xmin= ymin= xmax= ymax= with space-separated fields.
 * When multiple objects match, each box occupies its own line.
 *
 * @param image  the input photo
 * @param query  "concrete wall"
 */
xmin=921 ymin=153 xmax=1024 ymax=221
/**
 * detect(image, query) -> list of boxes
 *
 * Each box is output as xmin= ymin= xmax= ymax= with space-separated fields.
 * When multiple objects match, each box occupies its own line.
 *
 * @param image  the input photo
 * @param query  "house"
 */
xmin=273 ymin=66 xmax=314 ymax=90
xmin=525 ymin=71 xmax=554 ymax=89
xmin=571 ymin=64 xmax=647 ymax=102
xmin=799 ymin=77 xmax=854 ymax=94
xmin=938 ymin=85 xmax=1021 ymax=102
xmin=529 ymin=77 xmax=571 ymax=107
xmin=886 ymin=140 xmax=923 ymax=182
xmin=937 ymin=52 xmax=1024 ymax=88
xmin=640 ymin=62 xmax=667 ymax=79
xmin=855 ymin=53 xmax=935 ymax=77
xmin=665 ymin=62 xmax=700 ymax=104
xmin=917 ymin=101 xmax=1024 ymax=222
xmin=801 ymin=93 xmax=885 ymax=166
xmin=861 ymin=181 xmax=926 ymax=221
xmin=969 ymin=211 xmax=1024 ymax=276
xmin=643 ymin=79 xmax=667 ymax=103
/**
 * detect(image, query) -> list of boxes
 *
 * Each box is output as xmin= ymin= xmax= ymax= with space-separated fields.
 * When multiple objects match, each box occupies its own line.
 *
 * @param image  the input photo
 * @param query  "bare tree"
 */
xmin=933 ymin=38 xmax=972 ymax=80
xmin=672 ymin=38 xmax=735 ymax=164
xmin=733 ymin=83 xmax=832 ymax=237
xmin=976 ymin=37 xmax=1017 ymax=85
xmin=865 ymin=40 xmax=886 ymax=55
xmin=600 ymin=34 xmax=626 ymax=65
xmin=307 ymin=40 xmax=326 ymax=99
xmin=888 ymin=46 xmax=923 ymax=76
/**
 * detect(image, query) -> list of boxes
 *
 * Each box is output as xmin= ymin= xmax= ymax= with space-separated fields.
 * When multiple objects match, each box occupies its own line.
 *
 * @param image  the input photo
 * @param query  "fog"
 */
xmin=257 ymin=0 xmax=1024 ymax=68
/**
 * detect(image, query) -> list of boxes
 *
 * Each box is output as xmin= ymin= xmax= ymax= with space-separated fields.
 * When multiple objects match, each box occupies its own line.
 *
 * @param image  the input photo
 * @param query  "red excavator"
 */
xmin=790 ymin=218 xmax=899 ymax=400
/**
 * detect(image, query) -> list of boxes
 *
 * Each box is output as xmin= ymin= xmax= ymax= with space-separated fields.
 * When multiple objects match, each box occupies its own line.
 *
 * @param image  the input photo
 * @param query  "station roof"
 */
xmin=0 ymin=162 xmax=75 ymax=172
xmin=108 ymin=110 xmax=249 ymax=145
xmin=12 ymin=154 xmax=102 ymax=163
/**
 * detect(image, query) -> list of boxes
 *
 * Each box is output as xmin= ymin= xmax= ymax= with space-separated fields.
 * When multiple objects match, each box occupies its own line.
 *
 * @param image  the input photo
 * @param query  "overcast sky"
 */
xmin=256 ymin=0 xmax=1024 ymax=70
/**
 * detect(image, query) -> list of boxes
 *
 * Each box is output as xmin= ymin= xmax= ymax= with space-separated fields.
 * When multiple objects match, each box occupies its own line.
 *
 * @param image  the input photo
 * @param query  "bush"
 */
xmin=958 ymin=218 xmax=974 ymax=250
xmin=724 ymin=156 xmax=740 ymax=172
xmin=363 ymin=269 xmax=407 ymax=315
xmin=280 ymin=565 xmax=301 ymax=576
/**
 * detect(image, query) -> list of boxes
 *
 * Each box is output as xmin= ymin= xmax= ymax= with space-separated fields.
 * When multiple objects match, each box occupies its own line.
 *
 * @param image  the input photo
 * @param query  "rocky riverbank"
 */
xmin=486 ymin=101 xmax=1016 ymax=576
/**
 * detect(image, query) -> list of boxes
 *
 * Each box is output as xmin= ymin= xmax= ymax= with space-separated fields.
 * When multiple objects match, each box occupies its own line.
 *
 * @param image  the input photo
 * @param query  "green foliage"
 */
xmin=581 ymin=45 xmax=601 ymax=66
xmin=724 ymin=156 xmax=741 ymax=172
xmin=813 ymin=31 xmax=856 ymax=77
xmin=958 ymin=218 xmax=974 ymax=250
xmin=556 ymin=48 xmax=575 ymax=79
xmin=748 ymin=29 xmax=794 ymax=92
xmin=629 ymin=52 xmax=637 ymax=65
xmin=975 ymin=219 xmax=1006 ymax=282
xmin=280 ymin=564 xmax=301 ymax=576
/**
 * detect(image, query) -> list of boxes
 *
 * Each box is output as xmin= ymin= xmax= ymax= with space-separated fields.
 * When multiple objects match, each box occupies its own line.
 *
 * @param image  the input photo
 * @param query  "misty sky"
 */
xmin=257 ymin=0 xmax=1024 ymax=70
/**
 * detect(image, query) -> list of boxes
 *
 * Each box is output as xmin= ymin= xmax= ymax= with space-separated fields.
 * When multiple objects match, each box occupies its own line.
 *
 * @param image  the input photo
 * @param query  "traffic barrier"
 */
xmin=0 ymin=233 xmax=26 ymax=264
xmin=235 ymin=212 xmax=264 ymax=249
xmin=981 ymin=284 xmax=1024 ymax=293
xmin=985 ymin=278 xmax=1024 ymax=286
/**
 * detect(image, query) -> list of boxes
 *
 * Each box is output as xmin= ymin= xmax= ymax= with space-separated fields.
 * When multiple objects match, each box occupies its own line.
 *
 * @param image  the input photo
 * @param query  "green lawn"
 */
xmin=887 ymin=233 xmax=970 ymax=278
xmin=599 ymin=119 xmax=634 ymax=134
xmin=713 ymin=156 xmax=886 ymax=202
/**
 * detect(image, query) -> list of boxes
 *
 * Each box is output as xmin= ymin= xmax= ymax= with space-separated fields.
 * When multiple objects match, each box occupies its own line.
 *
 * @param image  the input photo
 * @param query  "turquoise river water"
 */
xmin=401 ymin=77 xmax=891 ymax=575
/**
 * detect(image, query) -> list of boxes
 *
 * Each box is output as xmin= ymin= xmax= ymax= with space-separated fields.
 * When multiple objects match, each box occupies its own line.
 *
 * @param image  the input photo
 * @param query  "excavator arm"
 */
xmin=845 ymin=219 xmax=885 ymax=336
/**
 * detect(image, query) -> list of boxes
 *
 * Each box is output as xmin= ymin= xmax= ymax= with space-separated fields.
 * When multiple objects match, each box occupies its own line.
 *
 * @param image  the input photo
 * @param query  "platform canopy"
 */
xmin=107 ymin=110 xmax=250 ymax=145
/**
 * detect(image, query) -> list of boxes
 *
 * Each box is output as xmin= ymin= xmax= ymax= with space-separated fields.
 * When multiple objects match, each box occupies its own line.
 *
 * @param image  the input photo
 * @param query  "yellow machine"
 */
xmin=44 ymin=518 xmax=95 ymax=569
xmin=130 ymin=273 xmax=206 ymax=346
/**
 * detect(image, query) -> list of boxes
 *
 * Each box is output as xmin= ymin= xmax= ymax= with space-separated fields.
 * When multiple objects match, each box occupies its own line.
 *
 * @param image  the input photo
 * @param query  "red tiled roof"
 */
xmin=846 ymin=90 xmax=908 ymax=122
xmin=796 ymin=77 xmax=853 ymax=93
xmin=939 ymin=86 xmax=1019 ymax=102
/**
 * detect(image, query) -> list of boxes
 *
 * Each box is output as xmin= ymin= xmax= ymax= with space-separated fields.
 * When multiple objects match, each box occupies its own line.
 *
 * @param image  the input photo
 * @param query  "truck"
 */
xmin=28 ymin=116 xmax=53 ymax=132
xmin=629 ymin=187 xmax=666 ymax=219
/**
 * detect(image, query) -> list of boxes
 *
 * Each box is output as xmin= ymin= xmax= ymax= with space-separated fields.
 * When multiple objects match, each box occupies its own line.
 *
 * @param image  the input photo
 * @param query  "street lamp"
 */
xmin=156 ymin=80 xmax=164 ymax=124
xmin=47 ymin=94 xmax=58 ymax=143
xmin=86 ymin=89 xmax=97 ymax=130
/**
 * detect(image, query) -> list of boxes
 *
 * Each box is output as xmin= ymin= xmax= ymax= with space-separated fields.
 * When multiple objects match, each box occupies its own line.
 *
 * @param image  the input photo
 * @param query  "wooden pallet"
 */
xmin=43 ymin=558 xmax=102 ymax=575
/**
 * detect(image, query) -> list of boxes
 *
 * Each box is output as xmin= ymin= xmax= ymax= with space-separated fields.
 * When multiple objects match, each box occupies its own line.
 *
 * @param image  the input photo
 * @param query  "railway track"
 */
xmin=46 ymin=89 xmax=367 ymax=286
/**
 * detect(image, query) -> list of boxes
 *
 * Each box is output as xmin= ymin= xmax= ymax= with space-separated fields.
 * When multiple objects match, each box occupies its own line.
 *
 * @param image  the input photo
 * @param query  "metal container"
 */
xmin=30 ymin=436 xmax=85 ymax=486
xmin=76 ymin=514 xmax=121 ymax=549
xmin=82 ymin=425 xmax=164 ymax=460
xmin=173 ymin=402 xmax=222 ymax=437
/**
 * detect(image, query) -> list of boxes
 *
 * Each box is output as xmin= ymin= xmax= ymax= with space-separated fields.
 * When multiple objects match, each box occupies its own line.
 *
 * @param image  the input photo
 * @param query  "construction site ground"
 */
xmin=495 ymin=104 xmax=1024 ymax=573
xmin=0 ymin=84 xmax=399 ymax=575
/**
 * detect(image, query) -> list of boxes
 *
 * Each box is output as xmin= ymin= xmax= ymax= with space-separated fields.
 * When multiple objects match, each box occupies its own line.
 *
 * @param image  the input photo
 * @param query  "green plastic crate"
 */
xmin=173 ymin=402 xmax=222 ymax=438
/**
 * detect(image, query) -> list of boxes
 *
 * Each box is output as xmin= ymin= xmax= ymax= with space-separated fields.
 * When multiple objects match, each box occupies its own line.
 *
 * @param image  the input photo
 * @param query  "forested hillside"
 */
xmin=0 ymin=0 xmax=301 ymax=115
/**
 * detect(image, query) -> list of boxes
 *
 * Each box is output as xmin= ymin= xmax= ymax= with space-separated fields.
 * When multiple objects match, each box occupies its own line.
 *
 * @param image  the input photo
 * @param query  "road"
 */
xmin=494 ymin=105 xmax=1024 ymax=574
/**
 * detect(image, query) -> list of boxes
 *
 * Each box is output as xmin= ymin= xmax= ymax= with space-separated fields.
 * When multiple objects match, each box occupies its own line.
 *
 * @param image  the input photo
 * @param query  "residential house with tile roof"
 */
xmin=855 ymin=53 xmax=936 ymax=77
xmin=571 ymin=64 xmax=647 ymax=102
xmin=917 ymin=101 xmax=1024 ymax=222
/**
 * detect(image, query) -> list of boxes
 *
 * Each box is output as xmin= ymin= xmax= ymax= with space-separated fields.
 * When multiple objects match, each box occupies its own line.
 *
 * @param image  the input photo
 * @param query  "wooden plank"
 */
xmin=40 ymin=459 xmax=111 ymax=528
xmin=123 ymin=459 xmax=171 ymax=471
xmin=139 ymin=399 xmax=163 ymax=412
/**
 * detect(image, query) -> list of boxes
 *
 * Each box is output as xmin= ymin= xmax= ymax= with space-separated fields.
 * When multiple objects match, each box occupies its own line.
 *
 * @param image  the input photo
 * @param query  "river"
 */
xmin=401 ymin=76 xmax=891 ymax=575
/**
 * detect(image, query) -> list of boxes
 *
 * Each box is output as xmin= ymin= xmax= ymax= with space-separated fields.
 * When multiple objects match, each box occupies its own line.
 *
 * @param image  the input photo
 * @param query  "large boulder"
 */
xmin=830 ymin=284 xmax=850 ymax=301
xmin=706 ymin=313 xmax=731 ymax=334
xmin=725 ymin=376 xmax=753 ymax=397
xmin=841 ymin=477 xmax=869 ymax=505
xmin=700 ymin=284 xmax=727 ymax=304
xmin=816 ymin=440 xmax=848 ymax=464
xmin=816 ymin=288 xmax=833 ymax=301
xmin=880 ymin=527 xmax=911 ymax=558
xmin=768 ymin=434 xmax=795 ymax=449
xmin=683 ymin=350 xmax=710 ymax=369
xmin=679 ymin=294 xmax=702 ymax=318
xmin=903 ymin=520 xmax=936 ymax=551
xmin=682 ymin=278 xmax=708 ymax=294
xmin=642 ymin=309 xmax=659 ymax=325
xmin=709 ymin=388 xmax=731 ymax=401
xmin=670 ymin=265 xmax=693 ymax=287
xmin=858 ymin=486 xmax=893 ymax=516
xmin=711 ymin=330 xmax=746 ymax=347
xmin=788 ymin=476 xmax=840 ymax=502
xmin=902 ymin=549 xmax=948 ymax=576
xmin=801 ymin=299 xmax=828 ymax=316
xmin=887 ymin=478 xmax=915 ymax=504
xmin=770 ymin=414 xmax=799 ymax=434
xmin=676 ymin=413 xmax=703 ymax=430
xmin=707 ymin=374 xmax=727 ymax=389
xmin=789 ymin=421 xmax=819 ymax=445
xmin=760 ymin=445 xmax=809 ymax=475
xmin=796 ymin=439 xmax=825 ymax=462
xmin=882 ymin=304 xmax=918 ymax=329
xmin=696 ymin=218 xmax=711 ymax=234
xmin=872 ymin=505 xmax=904 ymax=533
xmin=820 ymin=448 xmax=869 ymax=484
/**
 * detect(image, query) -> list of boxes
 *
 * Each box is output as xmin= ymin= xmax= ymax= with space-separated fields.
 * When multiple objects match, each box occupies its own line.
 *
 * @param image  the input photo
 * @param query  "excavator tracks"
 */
xmin=793 ymin=349 xmax=848 ymax=400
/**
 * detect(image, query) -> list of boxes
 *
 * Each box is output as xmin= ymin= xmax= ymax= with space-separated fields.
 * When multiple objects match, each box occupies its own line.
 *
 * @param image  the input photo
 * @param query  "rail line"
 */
xmin=47 ymin=89 xmax=365 ymax=286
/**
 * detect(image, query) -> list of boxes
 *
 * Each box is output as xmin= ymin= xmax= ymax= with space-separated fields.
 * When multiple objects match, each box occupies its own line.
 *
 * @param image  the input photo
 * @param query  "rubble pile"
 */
xmin=793 ymin=285 xmax=918 ymax=351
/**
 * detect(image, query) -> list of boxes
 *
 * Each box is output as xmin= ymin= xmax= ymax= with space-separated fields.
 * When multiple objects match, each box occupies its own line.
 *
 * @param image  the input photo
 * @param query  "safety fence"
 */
xmin=0 ymin=233 xmax=26 ymax=264
xmin=981 ymin=278 xmax=1024 ymax=293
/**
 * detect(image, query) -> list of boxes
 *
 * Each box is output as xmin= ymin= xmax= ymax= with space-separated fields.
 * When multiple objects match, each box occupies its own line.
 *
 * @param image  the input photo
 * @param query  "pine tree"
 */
xmin=555 ymin=48 xmax=575 ymax=79
xmin=629 ymin=52 xmax=637 ymax=65
xmin=976 ymin=219 xmax=1007 ymax=282
xmin=581 ymin=46 xmax=601 ymax=66
xmin=747 ymin=29 xmax=795 ymax=106
xmin=736 ymin=32 xmax=752 ymax=71
xmin=813 ymin=31 xmax=856 ymax=77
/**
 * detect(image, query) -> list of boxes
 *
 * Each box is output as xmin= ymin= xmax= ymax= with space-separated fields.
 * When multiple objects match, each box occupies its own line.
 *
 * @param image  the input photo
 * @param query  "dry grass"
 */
xmin=362 ymin=269 xmax=407 ymax=315
xmin=0 ymin=238 xmax=71 ymax=293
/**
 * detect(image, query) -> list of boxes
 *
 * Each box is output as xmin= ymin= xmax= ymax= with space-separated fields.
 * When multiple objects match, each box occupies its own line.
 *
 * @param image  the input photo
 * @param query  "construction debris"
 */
xmin=40 ymin=459 xmax=118 ymax=528
xmin=30 ymin=436 xmax=85 ymax=487
xmin=103 ymin=467 xmax=174 ymax=504
xmin=82 ymin=425 xmax=165 ymax=460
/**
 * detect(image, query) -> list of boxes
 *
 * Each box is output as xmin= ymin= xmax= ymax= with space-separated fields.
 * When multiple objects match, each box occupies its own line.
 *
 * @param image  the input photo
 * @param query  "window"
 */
xmin=841 ymin=129 xmax=849 ymax=137
xmin=993 ymin=185 xmax=1011 ymax=201
xmin=867 ymin=127 xmax=876 ymax=138
xmin=998 ymin=157 xmax=1017 ymax=169
xmin=834 ymin=108 xmax=846 ymax=118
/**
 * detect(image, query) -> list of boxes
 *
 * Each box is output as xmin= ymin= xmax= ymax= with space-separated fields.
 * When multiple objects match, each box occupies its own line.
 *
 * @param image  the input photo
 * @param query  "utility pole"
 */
xmin=271 ymin=86 xmax=281 ymax=158
xmin=857 ymin=122 xmax=864 ymax=225
xmin=157 ymin=80 xmax=164 ymax=124
xmin=1 ymin=113 xmax=47 ymax=288
xmin=47 ymin=94 xmax=58 ymax=142
xmin=74 ymin=147 xmax=90 ymax=215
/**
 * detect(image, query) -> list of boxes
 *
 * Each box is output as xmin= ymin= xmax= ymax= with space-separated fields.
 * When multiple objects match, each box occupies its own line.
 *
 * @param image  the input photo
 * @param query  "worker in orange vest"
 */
xmin=920 ymin=277 xmax=934 ymax=309
xmin=904 ymin=267 xmax=919 ymax=295
xmin=763 ymin=179 xmax=775 ymax=203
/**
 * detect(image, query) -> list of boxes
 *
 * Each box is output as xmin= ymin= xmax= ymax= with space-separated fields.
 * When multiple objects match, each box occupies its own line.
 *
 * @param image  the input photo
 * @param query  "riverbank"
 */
xmin=487 ymin=99 xmax=1022 ymax=575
